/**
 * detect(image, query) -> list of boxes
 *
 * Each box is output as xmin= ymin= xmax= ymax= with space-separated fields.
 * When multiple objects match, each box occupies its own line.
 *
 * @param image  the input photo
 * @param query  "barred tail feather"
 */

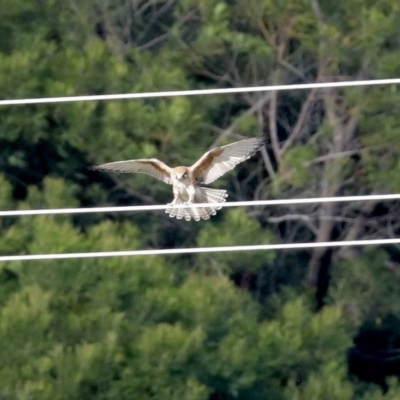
xmin=165 ymin=197 xmax=186 ymax=220
xmin=165 ymin=188 xmax=228 ymax=221
xmin=198 ymin=188 xmax=228 ymax=208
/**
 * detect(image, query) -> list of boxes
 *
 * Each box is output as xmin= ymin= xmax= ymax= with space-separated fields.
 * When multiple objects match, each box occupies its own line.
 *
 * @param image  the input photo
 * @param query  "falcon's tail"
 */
xmin=165 ymin=188 xmax=228 ymax=221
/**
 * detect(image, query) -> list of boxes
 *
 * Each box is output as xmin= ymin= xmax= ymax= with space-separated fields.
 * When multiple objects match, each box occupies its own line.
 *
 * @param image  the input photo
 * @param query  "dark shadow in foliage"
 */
xmin=0 ymin=138 xmax=63 ymax=199
xmin=348 ymin=314 xmax=400 ymax=390
xmin=209 ymin=390 xmax=233 ymax=400
xmin=315 ymin=248 xmax=333 ymax=309
xmin=0 ymin=268 xmax=19 ymax=306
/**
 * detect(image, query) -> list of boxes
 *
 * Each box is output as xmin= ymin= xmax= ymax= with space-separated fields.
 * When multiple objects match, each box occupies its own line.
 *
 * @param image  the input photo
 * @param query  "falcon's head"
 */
xmin=173 ymin=166 xmax=189 ymax=181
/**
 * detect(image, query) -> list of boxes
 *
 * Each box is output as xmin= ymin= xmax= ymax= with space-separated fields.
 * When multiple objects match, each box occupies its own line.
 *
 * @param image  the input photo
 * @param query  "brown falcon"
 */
xmin=90 ymin=136 xmax=266 ymax=221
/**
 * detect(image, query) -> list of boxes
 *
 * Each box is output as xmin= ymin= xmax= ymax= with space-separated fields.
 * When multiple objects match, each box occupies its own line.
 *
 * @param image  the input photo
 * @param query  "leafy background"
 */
xmin=0 ymin=0 xmax=400 ymax=398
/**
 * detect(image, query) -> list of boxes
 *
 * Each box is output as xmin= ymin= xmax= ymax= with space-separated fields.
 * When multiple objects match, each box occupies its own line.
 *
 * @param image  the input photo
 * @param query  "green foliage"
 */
xmin=359 ymin=87 xmax=400 ymax=192
xmin=0 ymin=0 xmax=400 ymax=398
xmin=275 ymin=145 xmax=318 ymax=190
xmin=197 ymin=209 xmax=276 ymax=274
xmin=329 ymin=249 xmax=400 ymax=323
xmin=361 ymin=379 xmax=400 ymax=400
xmin=285 ymin=361 xmax=354 ymax=400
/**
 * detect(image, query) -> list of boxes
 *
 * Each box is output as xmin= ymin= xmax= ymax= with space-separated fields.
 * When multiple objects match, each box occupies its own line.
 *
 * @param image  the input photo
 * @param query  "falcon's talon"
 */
xmin=90 ymin=136 xmax=266 ymax=221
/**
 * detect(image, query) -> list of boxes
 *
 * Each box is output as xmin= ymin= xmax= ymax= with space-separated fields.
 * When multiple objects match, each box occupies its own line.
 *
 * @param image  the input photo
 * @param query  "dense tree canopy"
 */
xmin=0 ymin=0 xmax=400 ymax=398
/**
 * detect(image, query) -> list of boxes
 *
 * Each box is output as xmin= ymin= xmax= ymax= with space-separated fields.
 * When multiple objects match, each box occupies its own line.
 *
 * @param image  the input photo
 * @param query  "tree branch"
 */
xmin=268 ymin=91 xmax=281 ymax=161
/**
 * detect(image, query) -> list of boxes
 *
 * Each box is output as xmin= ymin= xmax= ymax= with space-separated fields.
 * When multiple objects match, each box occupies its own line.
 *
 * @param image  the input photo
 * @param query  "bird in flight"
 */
xmin=90 ymin=136 xmax=266 ymax=221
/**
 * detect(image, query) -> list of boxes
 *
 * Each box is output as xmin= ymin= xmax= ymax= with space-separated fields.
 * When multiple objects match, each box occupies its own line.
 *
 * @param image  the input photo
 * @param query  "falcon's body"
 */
xmin=90 ymin=137 xmax=266 ymax=221
xmin=170 ymin=166 xmax=196 ymax=203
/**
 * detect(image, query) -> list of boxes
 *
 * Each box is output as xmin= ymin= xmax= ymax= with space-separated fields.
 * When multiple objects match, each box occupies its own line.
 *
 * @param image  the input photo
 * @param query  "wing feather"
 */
xmin=191 ymin=137 xmax=266 ymax=184
xmin=90 ymin=158 xmax=172 ymax=184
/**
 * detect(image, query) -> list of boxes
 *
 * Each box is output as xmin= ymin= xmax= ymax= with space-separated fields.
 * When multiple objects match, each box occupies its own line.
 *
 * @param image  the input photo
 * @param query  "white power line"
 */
xmin=1 ymin=194 xmax=399 ymax=217
xmin=1 ymin=238 xmax=399 ymax=262
xmin=1 ymin=78 xmax=400 ymax=106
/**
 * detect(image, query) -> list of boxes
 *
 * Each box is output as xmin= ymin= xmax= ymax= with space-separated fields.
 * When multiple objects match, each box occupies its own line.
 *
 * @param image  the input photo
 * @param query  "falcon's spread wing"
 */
xmin=90 ymin=158 xmax=173 ymax=185
xmin=191 ymin=137 xmax=266 ymax=184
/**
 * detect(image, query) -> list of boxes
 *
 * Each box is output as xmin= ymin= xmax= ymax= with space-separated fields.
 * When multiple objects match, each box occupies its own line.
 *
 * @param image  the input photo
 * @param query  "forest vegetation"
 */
xmin=0 ymin=0 xmax=400 ymax=398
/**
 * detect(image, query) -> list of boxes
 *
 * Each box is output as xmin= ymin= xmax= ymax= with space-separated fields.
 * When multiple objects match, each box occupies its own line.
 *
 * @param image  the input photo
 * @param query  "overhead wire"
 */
xmin=1 ymin=78 xmax=400 ymax=106
xmin=1 ymin=194 xmax=400 ymax=217
xmin=1 ymin=238 xmax=399 ymax=262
